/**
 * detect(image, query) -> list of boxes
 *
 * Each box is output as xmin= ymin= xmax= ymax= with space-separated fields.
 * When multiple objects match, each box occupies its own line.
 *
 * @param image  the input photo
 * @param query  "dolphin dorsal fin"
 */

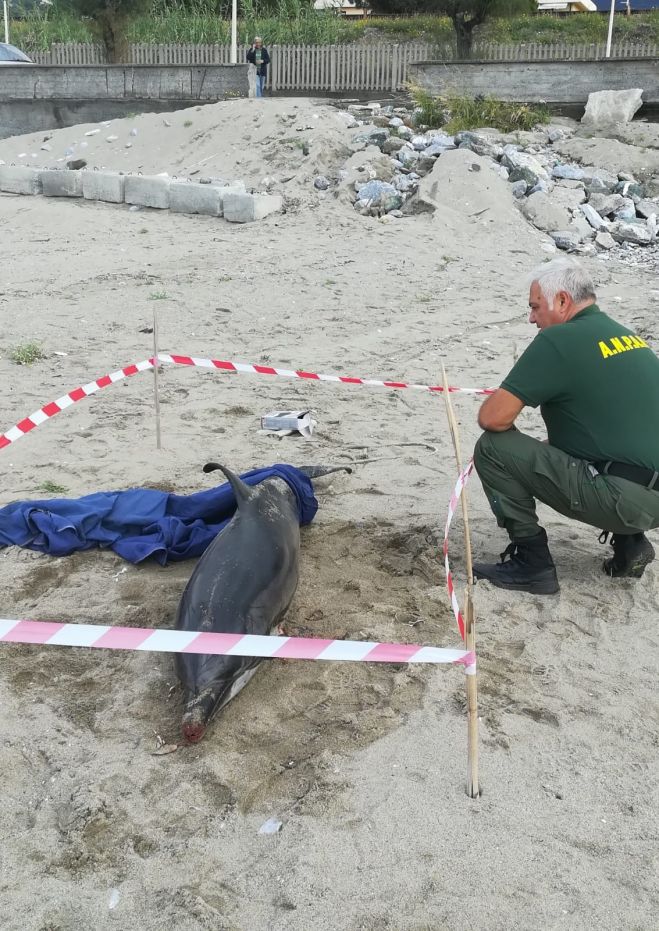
xmin=203 ymin=463 xmax=254 ymax=508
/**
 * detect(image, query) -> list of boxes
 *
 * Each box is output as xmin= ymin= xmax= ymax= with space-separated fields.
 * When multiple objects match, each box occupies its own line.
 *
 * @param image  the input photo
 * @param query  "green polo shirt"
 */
xmin=501 ymin=304 xmax=659 ymax=470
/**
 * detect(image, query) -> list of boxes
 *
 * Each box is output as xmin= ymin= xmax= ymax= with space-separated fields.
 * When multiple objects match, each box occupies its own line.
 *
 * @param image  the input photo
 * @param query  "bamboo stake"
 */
xmin=152 ymin=309 xmax=162 ymax=450
xmin=441 ymin=364 xmax=479 ymax=798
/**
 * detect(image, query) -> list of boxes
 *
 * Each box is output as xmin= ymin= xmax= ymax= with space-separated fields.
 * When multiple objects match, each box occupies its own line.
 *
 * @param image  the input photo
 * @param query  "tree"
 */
xmin=372 ymin=0 xmax=534 ymax=59
xmin=441 ymin=0 xmax=534 ymax=58
xmin=59 ymin=0 xmax=150 ymax=60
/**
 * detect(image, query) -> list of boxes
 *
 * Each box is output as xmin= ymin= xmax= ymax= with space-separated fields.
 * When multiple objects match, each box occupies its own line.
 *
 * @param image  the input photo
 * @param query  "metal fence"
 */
xmin=27 ymin=40 xmax=659 ymax=91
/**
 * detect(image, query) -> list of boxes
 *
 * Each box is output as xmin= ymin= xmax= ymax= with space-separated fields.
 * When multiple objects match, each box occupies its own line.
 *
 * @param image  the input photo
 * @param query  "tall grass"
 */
xmin=10 ymin=3 xmax=659 ymax=51
xmin=410 ymin=85 xmax=550 ymax=133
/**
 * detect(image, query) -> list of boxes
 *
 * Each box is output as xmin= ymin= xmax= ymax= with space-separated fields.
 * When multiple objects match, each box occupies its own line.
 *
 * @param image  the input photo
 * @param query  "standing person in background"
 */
xmin=247 ymin=37 xmax=270 ymax=98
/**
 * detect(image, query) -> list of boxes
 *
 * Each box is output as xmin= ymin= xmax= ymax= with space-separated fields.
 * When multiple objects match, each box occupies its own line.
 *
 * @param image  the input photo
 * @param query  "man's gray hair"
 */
xmin=530 ymin=257 xmax=596 ymax=305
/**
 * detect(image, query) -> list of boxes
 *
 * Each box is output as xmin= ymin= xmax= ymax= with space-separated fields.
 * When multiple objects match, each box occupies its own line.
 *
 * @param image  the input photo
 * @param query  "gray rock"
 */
xmin=314 ymin=176 xmax=330 ymax=191
xmin=570 ymin=216 xmax=596 ymax=241
xmin=547 ymin=128 xmax=567 ymax=144
xmin=595 ymin=231 xmax=616 ymax=250
xmin=550 ymin=186 xmax=586 ymax=210
xmin=587 ymin=192 xmax=626 ymax=217
xmin=509 ymin=166 xmax=541 ymax=188
xmin=551 ymin=230 xmax=581 ymax=251
xmin=397 ymin=147 xmax=420 ymax=167
xmin=352 ymin=129 xmax=388 ymax=148
xmin=580 ymin=203 xmax=609 ymax=231
xmin=552 ymin=164 xmax=584 ymax=181
xmin=354 ymin=179 xmax=402 ymax=214
xmin=511 ymin=180 xmax=528 ymax=199
xmin=610 ymin=220 xmax=653 ymax=245
xmin=613 ymin=198 xmax=637 ymax=221
xmin=556 ymin=179 xmax=585 ymax=190
xmin=618 ymin=171 xmax=636 ymax=183
xmin=388 ymin=117 xmax=404 ymax=128
xmin=392 ymin=174 xmax=418 ymax=194
xmin=615 ymin=180 xmax=644 ymax=200
xmin=528 ymin=180 xmax=551 ymax=196
xmin=382 ymin=137 xmax=406 ymax=155
xmin=521 ymin=192 xmax=571 ymax=232
xmin=584 ymin=175 xmax=617 ymax=196
xmin=411 ymin=135 xmax=430 ymax=151
xmin=427 ymin=131 xmax=455 ymax=147
xmin=501 ymin=146 xmax=549 ymax=180
xmin=423 ymin=141 xmax=449 ymax=158
xmin=636 ymin=198 xmax=659 ymax=219
xmin=582 ymin=88 xmax=644 ymax=126
xmin=398 ymin=126 xmax=413 ymax=140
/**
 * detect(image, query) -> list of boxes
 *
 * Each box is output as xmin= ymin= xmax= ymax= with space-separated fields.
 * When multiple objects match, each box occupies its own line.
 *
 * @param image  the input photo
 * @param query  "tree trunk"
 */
xmin=453 ymin=17 xmax=476 ymax=60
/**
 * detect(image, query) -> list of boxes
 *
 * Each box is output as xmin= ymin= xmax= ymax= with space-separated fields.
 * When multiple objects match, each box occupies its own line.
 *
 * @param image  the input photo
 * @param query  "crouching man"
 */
xmin=473 ymin=257 xmax=659 ymax=595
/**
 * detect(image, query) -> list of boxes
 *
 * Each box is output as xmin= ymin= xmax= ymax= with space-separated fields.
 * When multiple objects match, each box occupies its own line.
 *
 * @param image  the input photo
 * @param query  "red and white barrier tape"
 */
xmin=443 ymin=462 xmax=474 ymax=641
xmin=0 ymin=352 xmax=478 ymax=658
xmin=0 ymin=353 xmax=494 ymax=451
xmin=0 ymin=619 xmax=476 ymax=672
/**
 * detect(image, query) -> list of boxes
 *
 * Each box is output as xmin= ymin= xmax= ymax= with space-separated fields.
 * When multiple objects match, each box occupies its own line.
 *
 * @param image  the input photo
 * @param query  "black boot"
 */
xmin=602 ymin=532 xmax=655 ymax=578
xmin=473 ymin=529 xmax=559 ymax=595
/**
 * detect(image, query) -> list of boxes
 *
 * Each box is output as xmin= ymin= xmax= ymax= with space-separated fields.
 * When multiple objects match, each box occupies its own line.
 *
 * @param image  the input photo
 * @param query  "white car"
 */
xmin=0 ymin=43 xmax=32 ymax=64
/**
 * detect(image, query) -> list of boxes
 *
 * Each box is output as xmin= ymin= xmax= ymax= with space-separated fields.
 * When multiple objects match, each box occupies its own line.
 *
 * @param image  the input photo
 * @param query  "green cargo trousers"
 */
xmin=474 ymin=429 xmax=659 ymax=540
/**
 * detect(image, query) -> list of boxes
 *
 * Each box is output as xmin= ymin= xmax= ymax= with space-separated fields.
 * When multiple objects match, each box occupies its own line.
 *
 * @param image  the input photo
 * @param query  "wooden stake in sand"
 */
xmin=152 ymin=309 xmax=162 ymax=450
xmin=441 ymin=364 xmax=480 ymax=799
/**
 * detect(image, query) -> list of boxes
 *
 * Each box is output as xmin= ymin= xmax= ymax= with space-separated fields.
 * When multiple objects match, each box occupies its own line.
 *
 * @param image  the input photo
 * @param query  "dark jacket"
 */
xmin=246 ymin=45 xmax=270 ymax=77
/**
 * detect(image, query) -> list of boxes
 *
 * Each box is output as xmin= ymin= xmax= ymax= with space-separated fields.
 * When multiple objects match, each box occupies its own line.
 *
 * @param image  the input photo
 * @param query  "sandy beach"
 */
xmin=0 ymin=98 xmax=657 ymax=931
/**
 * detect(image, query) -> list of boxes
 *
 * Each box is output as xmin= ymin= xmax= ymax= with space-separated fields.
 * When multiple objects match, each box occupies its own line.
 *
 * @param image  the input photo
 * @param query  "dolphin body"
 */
xmin=174 ymin=464 xmax=349 ymax=742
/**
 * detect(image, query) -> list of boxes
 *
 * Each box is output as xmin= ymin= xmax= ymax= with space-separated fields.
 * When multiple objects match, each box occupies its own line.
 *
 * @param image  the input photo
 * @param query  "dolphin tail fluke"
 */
xmin=203 ymin=462 xmax=254 ymax=507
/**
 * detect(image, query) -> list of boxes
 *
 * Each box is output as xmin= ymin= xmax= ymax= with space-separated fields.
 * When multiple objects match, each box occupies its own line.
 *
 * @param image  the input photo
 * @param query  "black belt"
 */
xmin=594 ymin=460 xmax=659 ymax=490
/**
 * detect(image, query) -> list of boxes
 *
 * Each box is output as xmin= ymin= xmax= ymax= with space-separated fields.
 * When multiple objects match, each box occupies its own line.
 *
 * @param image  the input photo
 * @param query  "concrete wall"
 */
xmin=0 ymin=64 xmax=248 ymax=139
xmin=408 ymin=59 xmax=659 ymax=106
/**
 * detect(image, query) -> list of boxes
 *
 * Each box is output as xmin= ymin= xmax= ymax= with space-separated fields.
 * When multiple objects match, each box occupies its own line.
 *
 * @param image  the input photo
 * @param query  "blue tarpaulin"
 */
xmin=0 ymin=465 xmax=317 ymax=565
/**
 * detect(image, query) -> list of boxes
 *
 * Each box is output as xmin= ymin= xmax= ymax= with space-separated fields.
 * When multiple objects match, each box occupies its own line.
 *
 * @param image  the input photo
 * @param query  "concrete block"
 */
xmin=40 ymin=169 xmax=83 ymax=198
xmin=124 ymin=175 xmax=171 ymax=209
xmin=82 ymin=171 xmax=126 ymax=204
xmin=169 ymin=181 xmax=223 ymax=216
xmin=223 ymin=192 xmax=282 ymax=224
xmin=0 ymin=165 xmax=42 ymax=195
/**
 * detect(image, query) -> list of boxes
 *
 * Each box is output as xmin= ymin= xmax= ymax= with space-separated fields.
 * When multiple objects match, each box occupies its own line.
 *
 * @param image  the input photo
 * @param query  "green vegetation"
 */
xmin=10 ymin=342 xmax=45 ymax=365
xmin=410 ymin=85 xmax=549 ymax=132
xmin=9 ymin=2 xmax=659 ymax=52
xmin=148 ymin=290 xmax=170 ymax=300
xmin=39 ymin=480 xmax=69 ymax=495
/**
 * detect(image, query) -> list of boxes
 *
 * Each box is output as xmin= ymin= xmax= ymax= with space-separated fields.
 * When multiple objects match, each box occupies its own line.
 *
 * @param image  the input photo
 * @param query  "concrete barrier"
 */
xmin=408 ymin=58 xmax=659 ymax=106
xmin=124 ymin=175 xmax=171 ymax=209
xmin=223 ymin=192 xmax=283 ymax=223
xmin=40 ymin=170 xmax=84 ymax=197
xmin=169 ymin=181 xmax=224 ymax=216
xmin=82 ymin=171 xmax=126 ymax=203
xmin=0 ymin=165 xmax=42 ymax=195
xmin=0 ymin=64 xmax=249 ymax=139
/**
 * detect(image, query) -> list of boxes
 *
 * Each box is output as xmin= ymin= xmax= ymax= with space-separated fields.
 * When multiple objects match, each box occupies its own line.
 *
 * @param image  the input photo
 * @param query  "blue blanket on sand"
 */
xmin=0 ymin=465 xmax=317 ymax=565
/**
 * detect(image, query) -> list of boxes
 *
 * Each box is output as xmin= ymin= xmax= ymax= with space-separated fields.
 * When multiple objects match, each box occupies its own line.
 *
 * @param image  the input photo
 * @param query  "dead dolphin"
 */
xmin=174 ymin=463 xmax=347 ymax=742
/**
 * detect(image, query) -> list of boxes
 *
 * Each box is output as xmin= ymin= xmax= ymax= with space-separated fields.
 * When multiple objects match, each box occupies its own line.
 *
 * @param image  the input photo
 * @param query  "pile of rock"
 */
xmin=343 ymin=102 xmax=658 ymax=249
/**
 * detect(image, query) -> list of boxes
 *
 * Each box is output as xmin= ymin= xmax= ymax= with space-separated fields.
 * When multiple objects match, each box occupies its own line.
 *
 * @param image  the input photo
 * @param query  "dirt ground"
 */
xmin=0 ymin=99 xmax=657 ymax=931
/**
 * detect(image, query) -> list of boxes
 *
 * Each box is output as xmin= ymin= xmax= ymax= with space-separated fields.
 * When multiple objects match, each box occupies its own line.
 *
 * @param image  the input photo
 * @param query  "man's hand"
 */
xmin=477 ymin=388 xmax=525 ymax=432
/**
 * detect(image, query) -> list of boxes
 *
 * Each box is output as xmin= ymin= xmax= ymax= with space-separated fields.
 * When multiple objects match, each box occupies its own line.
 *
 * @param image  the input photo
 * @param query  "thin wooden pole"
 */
xmin=463 ymin=588 xmax=479 ymax=798
xmin=441 ymin=364 xmax=473 ymax=586
xmin=441 ymin=364 xmax=479 ymax=798
xmin=152 ymin=309 xmax=162 ymax=450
